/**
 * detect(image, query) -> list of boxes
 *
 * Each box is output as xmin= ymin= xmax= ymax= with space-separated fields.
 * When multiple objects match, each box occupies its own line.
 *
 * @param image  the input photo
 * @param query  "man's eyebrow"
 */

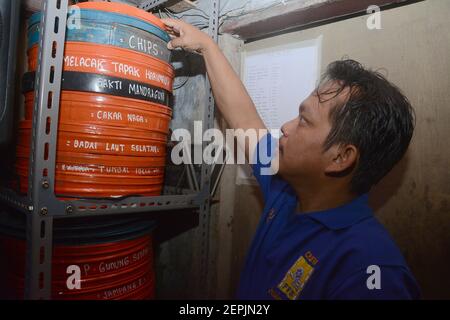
xmin=317 ymin=87 xmax=343 ymax=103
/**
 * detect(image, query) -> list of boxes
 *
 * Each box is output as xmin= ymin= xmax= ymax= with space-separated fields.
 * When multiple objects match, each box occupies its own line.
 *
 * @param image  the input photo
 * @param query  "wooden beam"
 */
xmin=221 ymin=0 xmax=424 ymax=42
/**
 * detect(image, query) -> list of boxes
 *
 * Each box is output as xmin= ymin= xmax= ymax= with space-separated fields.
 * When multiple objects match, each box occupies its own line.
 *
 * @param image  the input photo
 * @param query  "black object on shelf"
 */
xmin=0 ymin=0 xmax=20 ymax=147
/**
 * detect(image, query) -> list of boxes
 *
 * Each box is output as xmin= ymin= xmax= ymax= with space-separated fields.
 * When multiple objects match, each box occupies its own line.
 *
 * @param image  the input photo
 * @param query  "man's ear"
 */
xmin=324 ymin=144 xmax=358 ymax=176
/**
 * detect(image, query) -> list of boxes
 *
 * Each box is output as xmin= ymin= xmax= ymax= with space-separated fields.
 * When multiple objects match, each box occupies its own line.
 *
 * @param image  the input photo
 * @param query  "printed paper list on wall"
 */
xmin=243 ymin=36 xmax=322 ymax=137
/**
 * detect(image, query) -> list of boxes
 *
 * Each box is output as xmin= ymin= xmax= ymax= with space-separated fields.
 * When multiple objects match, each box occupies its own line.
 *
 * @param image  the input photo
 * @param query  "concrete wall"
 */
xmin=226 ymin=0 xmax=450 ymax=299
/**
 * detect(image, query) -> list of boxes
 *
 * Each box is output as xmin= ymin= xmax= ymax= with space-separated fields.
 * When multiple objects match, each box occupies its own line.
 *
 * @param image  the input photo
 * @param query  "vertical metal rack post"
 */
xmin=25 ymin=0 xmax=69 ymax=300
xmin=198 ymin=0 xmax=220 ymax=298
xmin=0 ymin=0 xmax=221 ymax=299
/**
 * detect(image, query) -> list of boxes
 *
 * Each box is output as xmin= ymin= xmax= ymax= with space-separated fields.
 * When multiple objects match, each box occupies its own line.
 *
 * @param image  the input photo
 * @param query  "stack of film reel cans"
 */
xmin=17 ymin=2 xmax=174 ymax=198
xmin=0 ymin=212 xmax=157 ymax=300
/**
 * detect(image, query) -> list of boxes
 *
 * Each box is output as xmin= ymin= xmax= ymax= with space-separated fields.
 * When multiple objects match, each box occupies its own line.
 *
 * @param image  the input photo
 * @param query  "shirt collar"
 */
xmin=302 ymin=194 xmax=373 ymax=230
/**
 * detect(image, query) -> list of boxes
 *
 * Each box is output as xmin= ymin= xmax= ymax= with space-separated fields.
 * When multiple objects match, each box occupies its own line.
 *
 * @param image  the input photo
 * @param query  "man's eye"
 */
xmin=299 ymin=115 xmax=307 ymax=124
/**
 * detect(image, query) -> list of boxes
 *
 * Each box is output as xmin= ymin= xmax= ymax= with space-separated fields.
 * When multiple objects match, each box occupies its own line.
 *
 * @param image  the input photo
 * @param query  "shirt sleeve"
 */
xmin=328 ymin=266 xmax=421 ymax=300
xmin=251 ymin=133 xmax=278 ymax=201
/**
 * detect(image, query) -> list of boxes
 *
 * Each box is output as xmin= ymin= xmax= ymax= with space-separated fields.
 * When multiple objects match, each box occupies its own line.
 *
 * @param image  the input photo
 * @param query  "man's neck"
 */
xmin=292 ymin=181 xmax=358 ymax=214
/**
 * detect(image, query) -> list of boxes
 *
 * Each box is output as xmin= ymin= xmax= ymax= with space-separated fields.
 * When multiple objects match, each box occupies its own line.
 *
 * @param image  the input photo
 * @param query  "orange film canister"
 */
xmin=15 ymin=165 xmax=165 ymax=187
xmin=47 ymin=171 xmax=164 ymax=187
xmin=23 ymin=91 xmax=172 ymax=133
xmin=16 ymin=147 xmax=166 ymax=171
xmin=18 ymin=123 xmax=167 ymax=158
xmin=75 ymin=2 xmax=167 ymax=32
xmin=18 ymin=120 xmax=167 ymax=142
xmin=1 ymin=231 xmax=155 ymax=300
xmin=14 ymin=165 xmax=163 ymax=197
xmin=54 ymin=268 xmax=153 ymax=300
xmin=27 ymin=42 xmax=174 ymax=92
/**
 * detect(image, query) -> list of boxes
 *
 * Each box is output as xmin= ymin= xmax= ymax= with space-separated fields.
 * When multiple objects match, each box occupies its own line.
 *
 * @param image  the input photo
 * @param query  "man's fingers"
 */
xmin=162 ymin=18 xmax=198 ymax=52
xmin=167 ymin=37 xmax=184 ymax=50
xmin=166 ymin=29 xmax=179 ymax=37
xmin=161 ymin=18 xmax=182 ymax=33
xmin=160 ymin=18 xmax=177 ymax=27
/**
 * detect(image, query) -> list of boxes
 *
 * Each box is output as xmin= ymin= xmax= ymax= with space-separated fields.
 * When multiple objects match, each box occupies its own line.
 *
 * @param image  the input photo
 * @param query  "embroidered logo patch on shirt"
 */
xmin=277 ymin=255 xmax=315 ymax=300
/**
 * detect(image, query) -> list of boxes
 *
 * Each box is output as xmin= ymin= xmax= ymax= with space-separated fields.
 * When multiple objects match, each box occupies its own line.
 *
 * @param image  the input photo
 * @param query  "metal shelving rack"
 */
xmin=0 ymin=0 xmax=220 ymax=299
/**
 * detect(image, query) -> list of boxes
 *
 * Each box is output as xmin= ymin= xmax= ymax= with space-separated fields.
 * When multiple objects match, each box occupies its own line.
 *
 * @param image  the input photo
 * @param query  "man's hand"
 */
xmin=161 ymin=18 xmax=214 ymax=54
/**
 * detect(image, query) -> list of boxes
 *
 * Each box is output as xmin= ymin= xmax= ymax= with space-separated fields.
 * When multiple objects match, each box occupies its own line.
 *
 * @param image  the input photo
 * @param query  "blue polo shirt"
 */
xmin=237 ymin=134 xmax=420 ymax=300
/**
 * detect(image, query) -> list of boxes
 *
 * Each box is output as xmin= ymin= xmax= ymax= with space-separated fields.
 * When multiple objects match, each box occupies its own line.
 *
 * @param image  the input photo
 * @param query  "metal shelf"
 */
xmin=1 ymin=185 xmax=204 ymax=216
xmin=138 ymin=0 xmax=170 ymax=11
xmin=0 ymin=0 xmax=220 ymax=299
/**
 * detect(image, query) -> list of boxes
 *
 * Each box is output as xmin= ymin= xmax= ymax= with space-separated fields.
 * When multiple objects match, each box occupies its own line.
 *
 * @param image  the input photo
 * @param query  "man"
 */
xmin=162 ymin=18 xmax=420 ymax=300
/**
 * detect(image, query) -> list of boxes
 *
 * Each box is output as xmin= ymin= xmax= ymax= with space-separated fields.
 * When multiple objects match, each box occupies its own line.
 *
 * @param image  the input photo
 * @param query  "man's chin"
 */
xmin=276 ymin=162 xmax=287 ymax=178
xmin=277 ymin=163 xmax=299 ymax=180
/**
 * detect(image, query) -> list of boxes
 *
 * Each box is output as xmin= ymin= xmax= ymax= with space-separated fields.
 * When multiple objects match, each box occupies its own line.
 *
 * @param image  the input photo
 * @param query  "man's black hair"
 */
xmin=319 ymin=59 xmax=415 ymax=194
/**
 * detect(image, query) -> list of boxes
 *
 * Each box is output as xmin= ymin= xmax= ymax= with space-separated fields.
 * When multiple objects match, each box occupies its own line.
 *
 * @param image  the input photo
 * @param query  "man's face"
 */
xmin=278 ymin=81 xmax=350 ymax=182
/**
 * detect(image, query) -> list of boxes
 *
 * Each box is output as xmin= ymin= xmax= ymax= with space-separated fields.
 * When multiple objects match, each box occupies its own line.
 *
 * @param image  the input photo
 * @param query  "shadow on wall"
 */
xmin=369 ymin=151 xmax=411 ymax=212
xmin=369 ymin=150 xmax=450 ymax=299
